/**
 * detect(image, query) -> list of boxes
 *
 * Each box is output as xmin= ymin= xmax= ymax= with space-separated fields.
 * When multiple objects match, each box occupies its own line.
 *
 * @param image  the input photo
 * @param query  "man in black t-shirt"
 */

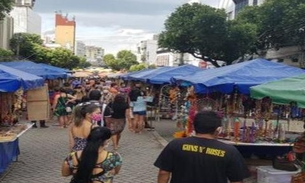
xmin=154 ymin=111 xmax=250 ymax=183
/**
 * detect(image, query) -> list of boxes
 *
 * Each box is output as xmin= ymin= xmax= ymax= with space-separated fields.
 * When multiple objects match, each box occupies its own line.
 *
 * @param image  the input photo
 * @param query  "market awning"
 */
xmin=146 ymin=65 xmax=203 ymax=84
xmin=172 ymin=59 xmax=305 ymax=94
xmin=37 ymin=63 xmax=72 ymax=73
xmin=128 ymin=67 xmax=172 ymax=82
xmin=0 ymin=64 xmax=44 ymax=92
xmin=0 ymin=61 xmax=69 ymax=79
xmin=120 ymin=69 xmax=154 ymax=81
xmin=250 ymin=74 xmax=305 ymax=108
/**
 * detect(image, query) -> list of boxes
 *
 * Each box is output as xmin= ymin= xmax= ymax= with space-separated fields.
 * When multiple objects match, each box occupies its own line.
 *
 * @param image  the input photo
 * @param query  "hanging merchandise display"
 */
xmin=158 ymin=84 xmax=187 ymax=121
xmin=0 ymin=90 xmax=28 ymax=142
xmin=174 ymin=88 xmax=303 ymax=147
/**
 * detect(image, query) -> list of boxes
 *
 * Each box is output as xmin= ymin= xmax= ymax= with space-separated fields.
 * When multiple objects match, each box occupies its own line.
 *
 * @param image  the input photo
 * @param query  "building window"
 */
xmin=234 ymin=0 xmax=249 ymax=16
xmin=253 ymin=0 xmax=258 ymax=5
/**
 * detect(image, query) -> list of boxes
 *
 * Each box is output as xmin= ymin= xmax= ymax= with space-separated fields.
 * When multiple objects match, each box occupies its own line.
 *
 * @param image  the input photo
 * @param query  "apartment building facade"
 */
xmin=10 ymin=0 xmax=41 ymax=35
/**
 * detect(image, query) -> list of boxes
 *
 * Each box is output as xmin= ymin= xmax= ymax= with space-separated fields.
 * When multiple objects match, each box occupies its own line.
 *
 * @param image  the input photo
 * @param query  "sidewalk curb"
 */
xmin=151 ymin=130 xmax=169 ymax=147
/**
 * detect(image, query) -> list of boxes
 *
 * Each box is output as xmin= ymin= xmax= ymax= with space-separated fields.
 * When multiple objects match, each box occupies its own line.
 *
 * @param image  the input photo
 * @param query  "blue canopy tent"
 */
xmin=38 ymin=63 xmax=71 ymax=73
xmin=128 ymin=67 xmax=172 ymax=82
xmin=120 ymin=69 xmax=155 ymax=80
xmin=172 ymin=59 xmax=305 ymax=94
xmin=0 ymin=64 xmax=44 ymax=92
xmin=0 ymin=61 xmax=69 ymax=79
xmin=146 ymin=65 xmax=203 ymax=84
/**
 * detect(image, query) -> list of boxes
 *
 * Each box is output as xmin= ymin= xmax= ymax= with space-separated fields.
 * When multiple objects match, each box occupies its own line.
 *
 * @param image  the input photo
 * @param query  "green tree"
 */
xmin=10 ymin=33 xmax=43 ymax=59
xmin=129 ymin=63 xmax=146 ymax=71
xmin=0 ymin=0 xmax=14 ymax=20
xmin=159 ymin=3 xmax=228 ymax=67
xmin=148 ymin=64 xmax=157 ymax=69
xmin=48 ymin=48 xmax=79 ymax=69
xmin=32 ymin=44 xmax=52 ymax=63
xmin=223 ymin=21 xmax=258 ymax=63
xmin=103 ymin=54 xmax=120 ymax=70
xmin=78 ymin=57 xmax=91 ymax=69
xmin=104 ymin=51 xmax=138 ymax=71
xmin=237 ymin=0 xmax=305 ymax=50
xmin=0 ymin=48 xmax=14 ymax=61
xmin=116 ymin=50 xmax=138 ymax=70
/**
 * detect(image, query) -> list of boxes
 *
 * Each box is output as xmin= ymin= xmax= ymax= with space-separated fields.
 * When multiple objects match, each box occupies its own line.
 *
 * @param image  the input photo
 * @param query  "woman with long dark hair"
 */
xmin=105 ymin=94 xmax=129 ymax=150
xmin=69 ymin=104 xmax=100 ymax=152
xmin=62 ymin=127 xmax=122 ymax=183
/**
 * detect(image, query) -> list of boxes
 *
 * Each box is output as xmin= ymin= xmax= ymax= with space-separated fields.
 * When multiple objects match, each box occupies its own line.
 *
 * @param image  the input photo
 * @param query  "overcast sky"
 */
xmin=34 ymin=0 xmax=220 ymax=54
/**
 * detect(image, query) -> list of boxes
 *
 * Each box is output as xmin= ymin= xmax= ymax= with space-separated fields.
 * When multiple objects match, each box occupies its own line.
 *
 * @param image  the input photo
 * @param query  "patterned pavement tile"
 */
xmin=0 ymin=123 xmax=163 ymax=183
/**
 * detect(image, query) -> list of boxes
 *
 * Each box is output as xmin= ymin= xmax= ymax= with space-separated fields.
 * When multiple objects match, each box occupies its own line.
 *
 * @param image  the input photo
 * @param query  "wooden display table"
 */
xmin=0 ymin=123 xmax=33 ymax=173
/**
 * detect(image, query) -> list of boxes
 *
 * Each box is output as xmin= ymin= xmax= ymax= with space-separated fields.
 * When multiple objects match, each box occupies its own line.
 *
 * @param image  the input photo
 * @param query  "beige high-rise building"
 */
xmin=55 ymin=12 xmax=76 ymax=52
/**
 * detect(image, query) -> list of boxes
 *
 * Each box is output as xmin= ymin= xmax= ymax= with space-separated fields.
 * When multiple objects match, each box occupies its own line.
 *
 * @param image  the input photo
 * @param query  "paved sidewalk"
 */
xmin=0 ymin=123 xmax=163 ymax=183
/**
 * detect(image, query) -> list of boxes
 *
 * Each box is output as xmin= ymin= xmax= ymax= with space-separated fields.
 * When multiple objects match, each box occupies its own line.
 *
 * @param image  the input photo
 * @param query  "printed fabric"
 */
xmin=66 ymin=151 xmax=122 ymax=183
xmin=71 ymin=137 xmax=87 ymax=152
xmin=54 ymin=96 xmax=68 ymax=116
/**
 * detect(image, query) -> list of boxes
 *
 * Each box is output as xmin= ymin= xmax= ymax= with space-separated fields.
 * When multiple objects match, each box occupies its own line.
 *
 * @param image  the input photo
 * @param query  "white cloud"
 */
xmin=37 ymin=0 xmax=220 ymax=54
xmin=40 ymin=12 xmax=162 ymax=54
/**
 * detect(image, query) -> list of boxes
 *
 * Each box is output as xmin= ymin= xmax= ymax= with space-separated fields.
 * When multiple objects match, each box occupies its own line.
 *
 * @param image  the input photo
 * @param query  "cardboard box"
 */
xmin=27 ymin=85 xmax=50 ymax=121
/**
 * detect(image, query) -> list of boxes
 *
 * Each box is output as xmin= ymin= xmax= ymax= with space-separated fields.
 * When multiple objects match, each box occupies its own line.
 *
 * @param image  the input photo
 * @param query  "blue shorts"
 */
xmin=133 ymin=111 xmax=146 ymax=116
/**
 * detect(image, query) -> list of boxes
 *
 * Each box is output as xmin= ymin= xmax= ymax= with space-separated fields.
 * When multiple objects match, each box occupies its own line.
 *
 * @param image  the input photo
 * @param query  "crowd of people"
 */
xmin=43 ymin=78 xmax=153 ymax=182
xmin=42 ymin=78 xmax=250 ymax=183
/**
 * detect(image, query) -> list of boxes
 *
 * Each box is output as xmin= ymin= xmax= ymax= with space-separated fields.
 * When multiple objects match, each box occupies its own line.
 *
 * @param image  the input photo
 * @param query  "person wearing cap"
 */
xmin=154 ymin=111 xmax=250 ymax=183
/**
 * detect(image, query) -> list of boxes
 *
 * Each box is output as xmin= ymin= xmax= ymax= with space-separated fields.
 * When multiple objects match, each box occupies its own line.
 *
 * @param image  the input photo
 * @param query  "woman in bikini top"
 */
xmin=62 ymin=127 xmax=122 ymax=183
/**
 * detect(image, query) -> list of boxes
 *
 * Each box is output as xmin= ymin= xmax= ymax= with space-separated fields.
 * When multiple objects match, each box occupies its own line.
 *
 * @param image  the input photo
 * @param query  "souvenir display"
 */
xmin=158 ymin=84 xmax=187 ymax=120
xmin=0 ymin=123 xmax=27 ymax=142
xmin=174 ymin=89 xmax=303 ymax=146
xmin=0 ymin=90 xmax=27 ymax=142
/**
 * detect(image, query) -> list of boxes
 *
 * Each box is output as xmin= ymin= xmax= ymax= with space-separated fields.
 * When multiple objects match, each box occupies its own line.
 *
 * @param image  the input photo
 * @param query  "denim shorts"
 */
xmin=133 ymin=111 xmax=146 ymax=116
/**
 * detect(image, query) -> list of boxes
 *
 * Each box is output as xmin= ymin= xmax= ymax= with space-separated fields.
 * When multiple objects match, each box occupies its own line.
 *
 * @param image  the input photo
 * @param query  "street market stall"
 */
xmin=171 ymin=59 xmax=305 ymax=156
xmin=145 ymin=64 xmax=202 ymax=85
xmin=0 ymin=64 xmax=44 ymax=173
xmin=250 ymin=74 xmax=305 ymax=180
xmin=172 ymin=59 xmax=305 ymax=94
xmin=127 ymin=67 xmax=170 ymax=82
xmin=250 ymin=74 xmax=305 ymax=108
xmin=0 ymin=60 xmax=69 ymax=79
xmin=143 ymin=65 xmax=203 ymax=120
xmin=120 ymin=69 xmax=154 ymax=81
